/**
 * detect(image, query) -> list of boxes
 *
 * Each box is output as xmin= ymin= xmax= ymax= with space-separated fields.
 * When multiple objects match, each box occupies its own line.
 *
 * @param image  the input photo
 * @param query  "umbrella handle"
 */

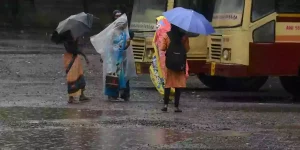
xmin=93 ymin=16 xmax=100 ymax=20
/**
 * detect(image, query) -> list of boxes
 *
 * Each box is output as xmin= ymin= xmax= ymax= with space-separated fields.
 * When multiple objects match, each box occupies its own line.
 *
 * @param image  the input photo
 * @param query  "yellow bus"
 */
xmin=206 ymin=0 xmax=300 ymax=97
xmin=129 ymin=0 xmax=215 ymax=75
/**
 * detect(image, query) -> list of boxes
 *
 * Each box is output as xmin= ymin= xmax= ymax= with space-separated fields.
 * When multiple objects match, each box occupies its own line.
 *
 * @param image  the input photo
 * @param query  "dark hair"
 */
xmin=112 ymin=10 xmax=122 ymax=20
xmin=64 ymin=39 xmax=79 ymax=54
xmin=168 ymin=24 xmax=184 ymax=42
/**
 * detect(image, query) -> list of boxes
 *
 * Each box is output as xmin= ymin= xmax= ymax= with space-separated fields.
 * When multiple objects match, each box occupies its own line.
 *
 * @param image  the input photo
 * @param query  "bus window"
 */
xmin=175 ymin=0 xmax=215 ymax=21
xmin=253 ymin=21 xmax=275 ymax=43
xmin=251 ymin=0 xmax=275 ymax=22
xmin=276 ymin=0 xmax=300 ymax=13
xmin=130 ymin=0 xmax=167 ymax=31
xmin=212 ymin=0 xmax=244 ymax=28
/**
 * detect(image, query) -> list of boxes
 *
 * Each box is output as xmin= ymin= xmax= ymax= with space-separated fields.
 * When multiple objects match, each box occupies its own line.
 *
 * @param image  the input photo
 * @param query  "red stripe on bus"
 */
xmin=277 ymin=16 xmax=300 ymax=22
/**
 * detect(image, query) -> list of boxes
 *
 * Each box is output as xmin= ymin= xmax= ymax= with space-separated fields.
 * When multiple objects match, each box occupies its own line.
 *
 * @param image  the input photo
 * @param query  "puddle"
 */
xmin=0 ymin=126 xmax=192 ymax=149
xmin=0 ymin=107 xmax=131 ymax=121
xmin=214 ymin=105 xmax=300 ymax=113
xmin=276 ymin=124 xmax=300 ymax=130
xmin=215 ymin=96 xmax=288 ymax=103
xmin=0 ymin=107 xmax=195 ymax=149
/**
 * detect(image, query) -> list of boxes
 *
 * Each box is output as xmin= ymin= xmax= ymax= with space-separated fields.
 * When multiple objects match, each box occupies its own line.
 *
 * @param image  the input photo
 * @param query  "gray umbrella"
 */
xmin=56 ymin=12 xmax=94 ymax=39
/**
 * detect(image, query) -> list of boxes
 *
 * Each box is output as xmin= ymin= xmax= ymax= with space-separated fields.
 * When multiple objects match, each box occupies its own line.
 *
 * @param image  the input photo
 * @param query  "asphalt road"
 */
xmin=0 ymin=29 xmax=299 ymax=149
xmin=0 ymin=53 xmax=299 ymax=149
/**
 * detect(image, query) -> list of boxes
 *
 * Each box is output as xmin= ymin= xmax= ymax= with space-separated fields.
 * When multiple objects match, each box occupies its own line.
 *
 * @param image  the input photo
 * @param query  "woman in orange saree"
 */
xmin=63 ymin=39 xmax=90 ymax=104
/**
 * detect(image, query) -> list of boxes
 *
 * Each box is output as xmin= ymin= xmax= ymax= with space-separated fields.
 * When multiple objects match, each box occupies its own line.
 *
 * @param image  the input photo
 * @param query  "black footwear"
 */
xmin=123 ymin=97 xmax=130 ymax=101
xmin=120 ymin=94 xmax=130 ymax=101
xmin=174 ymin=108 xmax=182 ymax=113
xmin=161 ymin=107 xmax=168 ymax=112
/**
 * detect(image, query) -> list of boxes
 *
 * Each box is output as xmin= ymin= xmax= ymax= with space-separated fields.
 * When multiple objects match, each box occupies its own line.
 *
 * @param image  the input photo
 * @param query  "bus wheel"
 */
xmin=280 ymin=76 xmax=300 ymax=98
xmin=197 ymin=74 xmax=226 ymax=90
xmin=226 ymin=76 xmax=269 ymax=91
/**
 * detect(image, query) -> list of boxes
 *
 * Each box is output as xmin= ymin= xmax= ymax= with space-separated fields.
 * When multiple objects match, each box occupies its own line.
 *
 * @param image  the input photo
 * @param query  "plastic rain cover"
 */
xmin=90 ymin=14 xmax=137 ymax=92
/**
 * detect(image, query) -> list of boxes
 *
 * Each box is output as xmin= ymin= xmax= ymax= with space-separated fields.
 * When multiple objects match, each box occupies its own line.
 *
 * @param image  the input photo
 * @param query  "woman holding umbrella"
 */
xmin=63 ymin=35 xmax=90 ymax=104
xmin=159 ymin=24 xmax=190 ymax=113
xmin=51 ymin=12 xmax=93 ymax=104
xmin=160 ymin=7 xmax=215 ymax=112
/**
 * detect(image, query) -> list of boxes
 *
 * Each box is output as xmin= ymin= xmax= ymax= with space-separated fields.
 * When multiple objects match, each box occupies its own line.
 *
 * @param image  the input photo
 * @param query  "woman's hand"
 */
xmin=99 ymin=55 xmax=103 ymax=63
xmin=125 ymin=39 xmax=131 ymax=49
xmin=126 ymin=39 xmax=130 ymax=46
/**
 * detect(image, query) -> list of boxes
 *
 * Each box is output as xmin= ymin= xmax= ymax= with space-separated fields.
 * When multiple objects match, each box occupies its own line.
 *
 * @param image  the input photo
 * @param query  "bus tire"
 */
xmin=197 ymin=74 xmax=226 ymax=90
xmin=280 ymin=76 xmax=300 ymax=98
xmin=226 ymin=76 xmax=268 ymax=91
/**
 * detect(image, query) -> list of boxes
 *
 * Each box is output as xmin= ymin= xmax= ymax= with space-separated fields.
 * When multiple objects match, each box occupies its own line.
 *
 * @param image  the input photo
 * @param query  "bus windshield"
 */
xmin=212 ymin=0 xmax=244 ymax=28
xmin=130 ymin=0 xmax=166 ymax=31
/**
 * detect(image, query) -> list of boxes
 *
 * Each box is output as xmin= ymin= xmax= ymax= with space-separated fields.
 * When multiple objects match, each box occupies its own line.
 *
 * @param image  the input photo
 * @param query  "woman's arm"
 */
xmin=158 ymin=33 xmax=168 ymax=51
xmin=99 ymin=54 xmax=103 ymax=63
xmin=183 ymin=36 xmax=190 ymax=53
xmin=125 ymin=39 xmax=130 ymax=50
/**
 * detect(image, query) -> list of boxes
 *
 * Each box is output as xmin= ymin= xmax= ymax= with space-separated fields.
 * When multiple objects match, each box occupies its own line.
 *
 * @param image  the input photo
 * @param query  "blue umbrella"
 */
xmin=163 ymin=7 xmax=215 ymax=35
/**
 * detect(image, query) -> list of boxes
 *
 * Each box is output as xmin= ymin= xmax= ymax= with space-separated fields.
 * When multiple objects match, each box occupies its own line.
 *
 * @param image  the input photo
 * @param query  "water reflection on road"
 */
xmin=0 ymin=107 xmax=192 ymax=149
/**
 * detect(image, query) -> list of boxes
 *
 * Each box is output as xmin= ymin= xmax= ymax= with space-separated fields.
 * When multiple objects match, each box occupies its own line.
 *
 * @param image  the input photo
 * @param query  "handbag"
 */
xmin=105 ymin=73 xmax=119 ymax=88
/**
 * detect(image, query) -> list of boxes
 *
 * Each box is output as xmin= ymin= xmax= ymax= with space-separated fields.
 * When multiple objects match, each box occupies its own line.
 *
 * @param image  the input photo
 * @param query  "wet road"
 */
xmin=0 ymin=54 xmax=300 ymax=149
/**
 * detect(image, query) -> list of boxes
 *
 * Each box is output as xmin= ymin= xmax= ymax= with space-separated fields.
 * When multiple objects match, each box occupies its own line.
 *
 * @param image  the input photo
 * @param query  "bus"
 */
xmin=130 ymin=0 xmax=215 ymax=75
xmin=205 ymin=0 xmax=300 ymax=97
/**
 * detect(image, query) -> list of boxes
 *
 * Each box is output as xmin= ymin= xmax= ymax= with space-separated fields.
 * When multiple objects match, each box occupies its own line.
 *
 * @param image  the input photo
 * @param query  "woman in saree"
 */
xmin=105 ymin=20 xmax=130 ymax=100
xmin=90 ymin=14 xmax=136 ymax=101
xmin=63 ymin=37 xmax=90 ymax=104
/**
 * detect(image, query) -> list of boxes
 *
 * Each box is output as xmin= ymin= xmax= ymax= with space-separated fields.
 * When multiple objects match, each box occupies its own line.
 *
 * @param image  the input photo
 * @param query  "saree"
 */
xmin=63 ymin=52 xmax=86 ymax=97
xmin=104 ymin=31 xmax=128 ymax=97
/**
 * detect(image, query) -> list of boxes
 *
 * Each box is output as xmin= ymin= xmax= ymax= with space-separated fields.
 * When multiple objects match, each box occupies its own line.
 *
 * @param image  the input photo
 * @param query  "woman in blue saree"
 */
xmin=90 ymin=14 xmax=136 ymax=101
xmin=105 ymin=24 xmax=130 ymax=99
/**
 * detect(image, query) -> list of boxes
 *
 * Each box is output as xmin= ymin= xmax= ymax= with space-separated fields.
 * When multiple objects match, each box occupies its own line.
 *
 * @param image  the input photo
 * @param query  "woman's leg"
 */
xmin=79 ymin=76 xmax=90 ymax=101
xmin=121 ymin=81 xmax=130 ymax=101
xmin=161 ymin=88 xmax=171 ymax=111
xmin=68 ymin=96 xmax=76 ymax=104
xmin=174 ymin=88 xmax=182 ymax=112
xmin=80 ymin=89 xmax=90 ymax=101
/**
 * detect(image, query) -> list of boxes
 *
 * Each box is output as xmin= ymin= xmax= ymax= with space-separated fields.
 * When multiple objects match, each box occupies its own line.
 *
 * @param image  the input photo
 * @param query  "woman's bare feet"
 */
xmin=174 ymin=107 xmax=182 ymax=113
xmin=68 ymin=96 xmax=78 ymax=104
xmin=108 ymin=96 xmax=118 ymax=100
xmin=79 ymin=94 xmax=90 ymax=102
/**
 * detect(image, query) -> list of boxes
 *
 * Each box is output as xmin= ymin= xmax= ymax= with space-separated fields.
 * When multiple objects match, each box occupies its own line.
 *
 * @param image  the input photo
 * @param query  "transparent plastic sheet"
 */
xmin=90 ymin=14 xmax=137 ymax=93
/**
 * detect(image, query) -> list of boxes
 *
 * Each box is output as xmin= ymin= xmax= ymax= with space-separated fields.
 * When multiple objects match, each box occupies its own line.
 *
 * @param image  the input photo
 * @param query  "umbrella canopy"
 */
xmin=51 ymin=12 xmax=93 ymax=43
xmin=155 ymin=16 xmax=198 ymax=38
xmin=163 ymin=7 xmax=214 ymax=35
